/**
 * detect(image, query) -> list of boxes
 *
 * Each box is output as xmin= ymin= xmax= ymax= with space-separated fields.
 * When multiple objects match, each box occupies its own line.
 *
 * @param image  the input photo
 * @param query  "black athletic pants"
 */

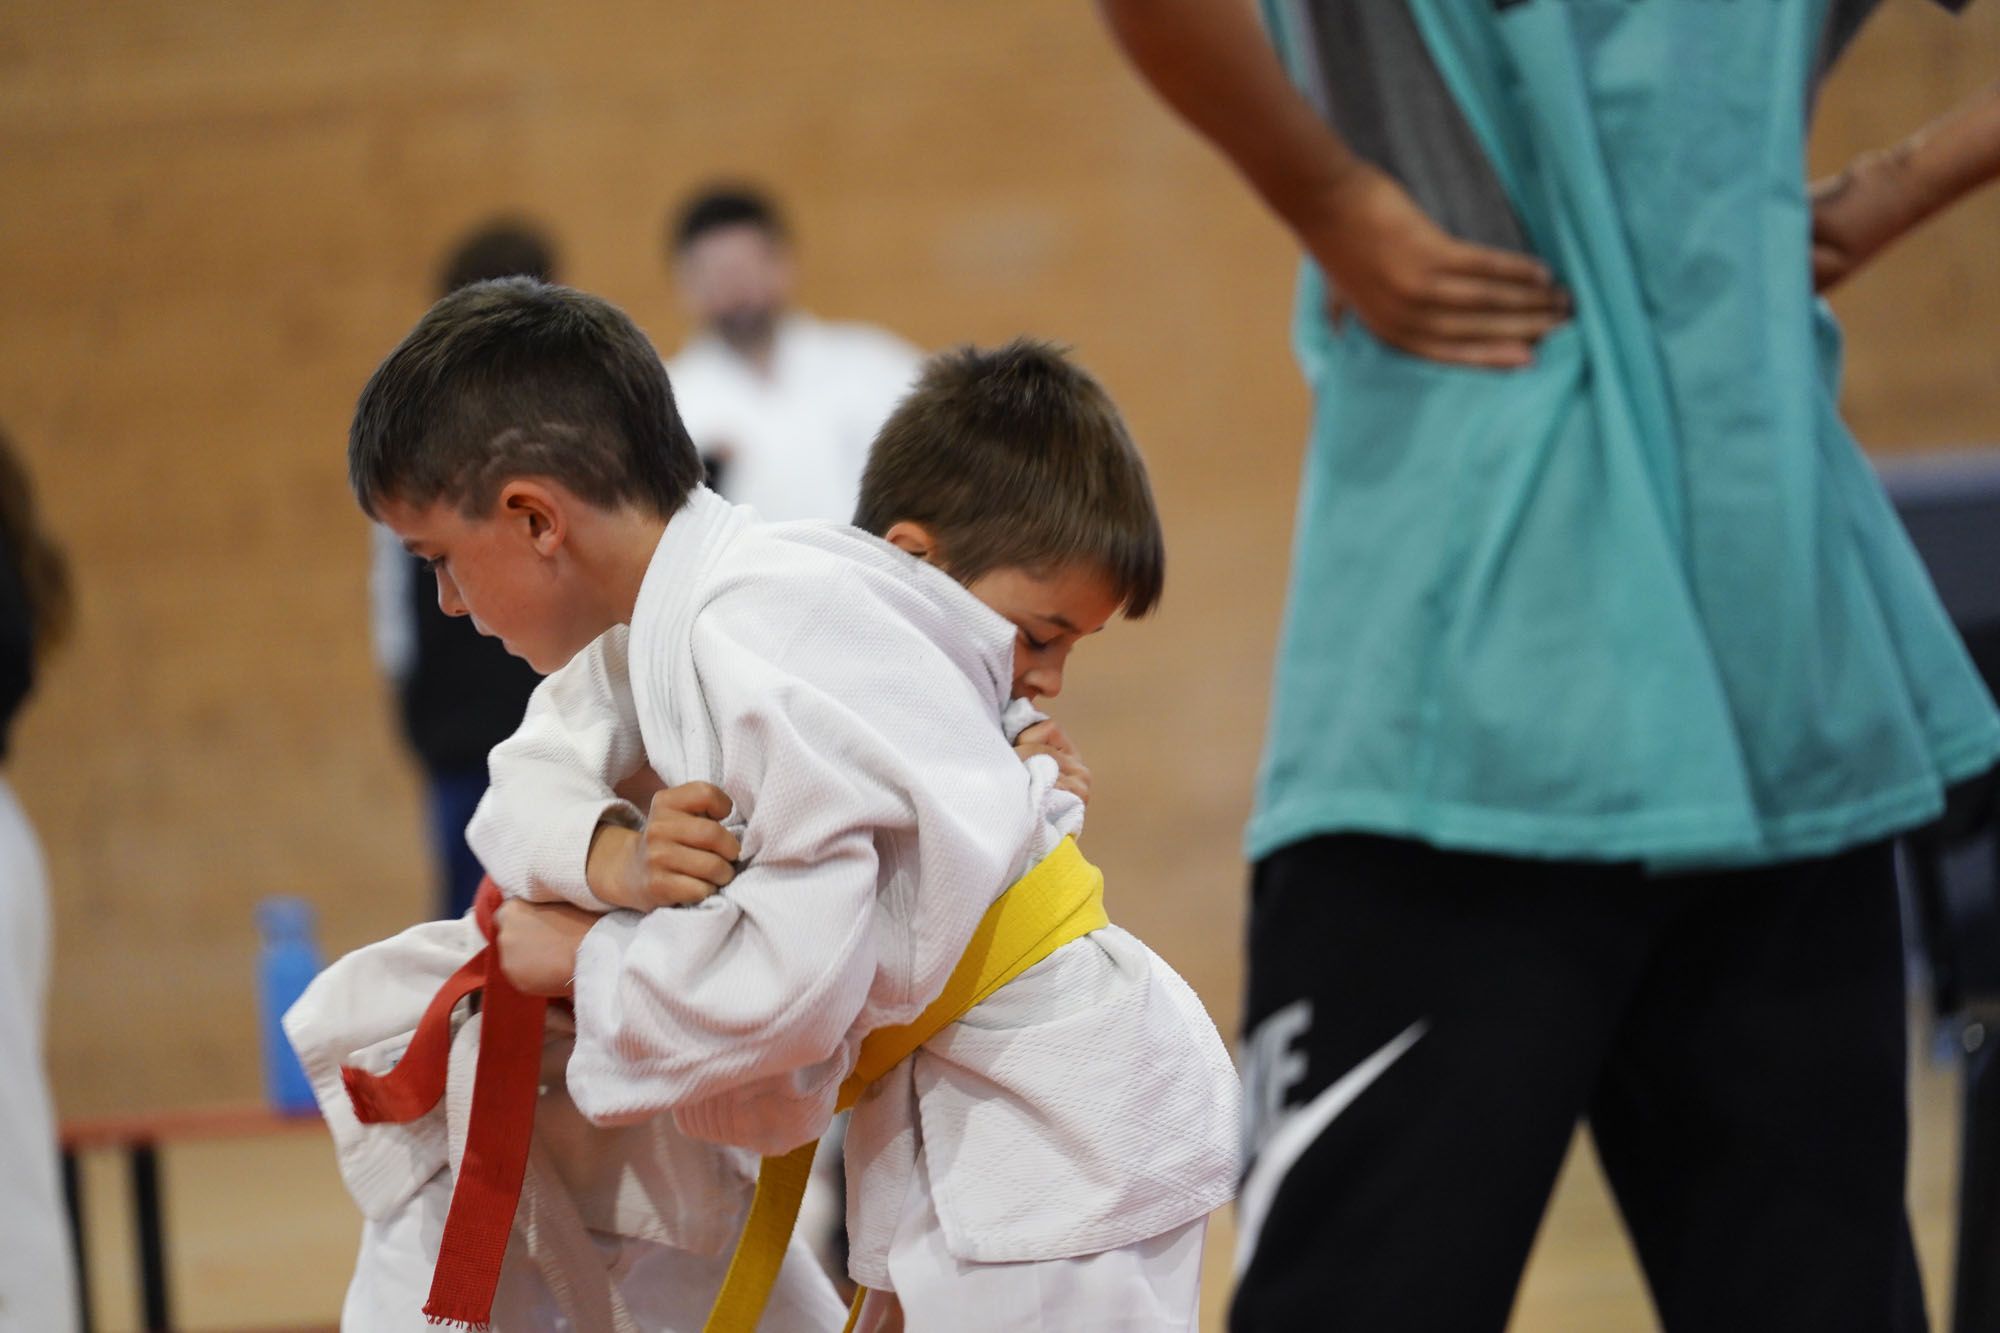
xmin=1231 ymin=834 xmax=1927 ymax=1333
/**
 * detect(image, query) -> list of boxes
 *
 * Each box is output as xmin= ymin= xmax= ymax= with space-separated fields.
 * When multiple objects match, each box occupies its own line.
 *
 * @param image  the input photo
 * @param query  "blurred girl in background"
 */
xmin=0 ymin=426 xmax=78 ymax=1333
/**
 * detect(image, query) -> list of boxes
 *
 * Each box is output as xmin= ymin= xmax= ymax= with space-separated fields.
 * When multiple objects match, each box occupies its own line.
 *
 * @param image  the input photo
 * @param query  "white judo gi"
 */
xmin=0 ymin=775 xmax=79 ymax=1333
xmin=468 ymin=488 xmax=1240 ymax=1327
xmin=283 ymin=885 xmax=847 ymax=1330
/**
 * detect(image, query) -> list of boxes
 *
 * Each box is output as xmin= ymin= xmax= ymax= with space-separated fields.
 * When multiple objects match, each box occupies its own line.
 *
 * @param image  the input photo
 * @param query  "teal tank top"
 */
xmin=1251 ymin=0 xmax=2000 ymax=869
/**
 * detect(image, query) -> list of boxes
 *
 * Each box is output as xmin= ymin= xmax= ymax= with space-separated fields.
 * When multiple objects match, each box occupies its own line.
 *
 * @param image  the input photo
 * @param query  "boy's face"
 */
xmin=963 ymin=561 xmax=1123 ymax=703
xmin=375 ymin=487 xmax=602 ymax=674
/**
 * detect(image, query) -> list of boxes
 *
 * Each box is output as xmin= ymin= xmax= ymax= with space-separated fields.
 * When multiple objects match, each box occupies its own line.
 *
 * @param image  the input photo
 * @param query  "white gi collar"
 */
xmin=632 ymin=484 xmax=1020 ymax=732
xmin=634 ymin=485 xmax=748 ymax=639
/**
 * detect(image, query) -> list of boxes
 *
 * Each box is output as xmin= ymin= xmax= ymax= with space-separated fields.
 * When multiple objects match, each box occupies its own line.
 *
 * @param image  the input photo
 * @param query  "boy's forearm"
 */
xmin=564 ymin=839 xmax=883 ymax=1135
xmin=585 ymin=820 xmax=641 ymax=910
xmin=1096 ymin=0 xmax=1362 ymax=237
xmin=470 ymin=774 xmax=635 ymax=911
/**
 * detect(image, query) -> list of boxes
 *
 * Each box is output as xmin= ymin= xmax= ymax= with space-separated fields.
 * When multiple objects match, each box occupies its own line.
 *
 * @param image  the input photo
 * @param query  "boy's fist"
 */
xmin=494 ymin=899 xmax=595 ymax=997
xmin=1015 ymin=719 xmax=1092 ymax=807
xmin=588 ymin=781 xmax=742 ymax=911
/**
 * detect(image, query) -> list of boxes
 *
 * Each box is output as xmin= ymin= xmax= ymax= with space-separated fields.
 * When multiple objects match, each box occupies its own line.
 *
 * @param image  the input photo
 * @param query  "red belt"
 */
xmin=340 ymin=878 xmax=545 ymax=1331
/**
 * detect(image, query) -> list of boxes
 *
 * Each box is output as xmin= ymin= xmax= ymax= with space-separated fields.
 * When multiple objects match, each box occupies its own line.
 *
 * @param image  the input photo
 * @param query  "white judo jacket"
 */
xmin=283 ymin=912 xmax=758 ymax=1261
xmin=469 ymin=489 xmax=1239 ymax=1284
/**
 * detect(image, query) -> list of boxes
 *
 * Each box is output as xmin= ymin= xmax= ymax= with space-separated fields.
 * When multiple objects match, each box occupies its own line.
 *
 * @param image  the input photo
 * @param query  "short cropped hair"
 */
xmin=438 ymin=219 xmax=558 ymax=297
xmin=668 ymin=184 xmax=789 ymax=257
xmin=349 ymin=278 xmax=702 ymax=522
xmin=855 ymin=339 xmax=1165 ymax=618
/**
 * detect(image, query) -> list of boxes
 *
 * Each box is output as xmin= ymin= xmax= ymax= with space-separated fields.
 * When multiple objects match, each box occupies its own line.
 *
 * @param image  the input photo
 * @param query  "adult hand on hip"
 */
xmin=1303 ymin=161 xmax=1569 ymax=369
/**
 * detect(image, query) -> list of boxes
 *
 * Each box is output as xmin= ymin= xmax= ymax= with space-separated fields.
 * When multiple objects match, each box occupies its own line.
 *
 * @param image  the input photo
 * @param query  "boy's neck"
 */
xmin=597 ymin=506 xmax=670 ymax=626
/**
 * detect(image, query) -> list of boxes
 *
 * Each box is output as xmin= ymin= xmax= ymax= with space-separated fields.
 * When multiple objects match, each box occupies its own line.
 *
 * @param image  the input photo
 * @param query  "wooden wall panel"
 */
xmin=0 ymin=0 xmax=1991 ymax=1114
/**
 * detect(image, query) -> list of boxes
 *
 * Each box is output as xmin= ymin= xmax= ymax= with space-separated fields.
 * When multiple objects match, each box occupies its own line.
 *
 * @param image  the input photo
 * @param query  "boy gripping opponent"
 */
xmin=465 ymin=323 xmax=1237 ymax=1329
xmin=290 ymin=284 xmax=850 ymax=1333
xmin=295 ymin=280 xmax=1236 ymax=1330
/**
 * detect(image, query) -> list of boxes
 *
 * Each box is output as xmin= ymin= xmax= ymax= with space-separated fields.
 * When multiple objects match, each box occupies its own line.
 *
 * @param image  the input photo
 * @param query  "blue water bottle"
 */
xmin=256 ymin=896 xmax=323 ymax=1115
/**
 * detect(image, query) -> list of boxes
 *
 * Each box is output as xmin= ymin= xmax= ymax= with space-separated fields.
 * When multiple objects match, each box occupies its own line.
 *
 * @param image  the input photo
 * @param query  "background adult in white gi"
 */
xmin=0 ymin=427 xmax=78 ymax=1333
xmin=663 ymin=185 xmax=923 ymax=523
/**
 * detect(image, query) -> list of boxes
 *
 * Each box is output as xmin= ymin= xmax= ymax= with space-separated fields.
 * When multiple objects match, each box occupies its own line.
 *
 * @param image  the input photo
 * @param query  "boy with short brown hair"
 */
xmin=304 ymin=281 xmax=1236 ymax=1331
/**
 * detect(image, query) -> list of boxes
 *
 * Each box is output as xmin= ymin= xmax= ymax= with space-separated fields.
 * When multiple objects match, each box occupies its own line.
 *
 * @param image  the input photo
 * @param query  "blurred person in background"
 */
xmin=1100 ymin=3 xmax=2000 ymax=1330
xmin=0 ymin=427 xmax=77 ymax=1333
xmin=664 ymin=183 xmax=923 ymax=521
xmin=369 ymin=221 xmax=551 ymax=920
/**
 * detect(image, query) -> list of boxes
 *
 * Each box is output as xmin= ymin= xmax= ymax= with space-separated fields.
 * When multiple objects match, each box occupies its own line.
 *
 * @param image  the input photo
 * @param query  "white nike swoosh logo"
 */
xmin=1234 ymin=1019 xmax=1429 ymax=1276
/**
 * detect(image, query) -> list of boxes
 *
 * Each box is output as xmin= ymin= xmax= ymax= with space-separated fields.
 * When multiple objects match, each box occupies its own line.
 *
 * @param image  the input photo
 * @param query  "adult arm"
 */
xmin=1095 ymin=0 xmax=1567 ymax=367
xmin=1813 ymin=78 xmax=2000 ymax=292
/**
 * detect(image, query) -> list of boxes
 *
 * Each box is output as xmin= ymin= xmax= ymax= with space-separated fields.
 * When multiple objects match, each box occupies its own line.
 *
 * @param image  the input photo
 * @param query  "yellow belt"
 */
xmin=702 ymin=836 xmax=1110 ymax=1333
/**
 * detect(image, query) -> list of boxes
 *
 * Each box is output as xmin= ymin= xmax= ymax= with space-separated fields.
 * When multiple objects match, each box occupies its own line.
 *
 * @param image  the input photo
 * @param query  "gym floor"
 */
xmin=65 ymin=1039 xmax=1960 ymax=1331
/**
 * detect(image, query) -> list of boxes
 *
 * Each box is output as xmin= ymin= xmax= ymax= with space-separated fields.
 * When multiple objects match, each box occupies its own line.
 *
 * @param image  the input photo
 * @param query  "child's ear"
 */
xmin=498 ymin=481 xmax=565 ymax=556
xmin=882 ymin=521 xmax=941 ymax=564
